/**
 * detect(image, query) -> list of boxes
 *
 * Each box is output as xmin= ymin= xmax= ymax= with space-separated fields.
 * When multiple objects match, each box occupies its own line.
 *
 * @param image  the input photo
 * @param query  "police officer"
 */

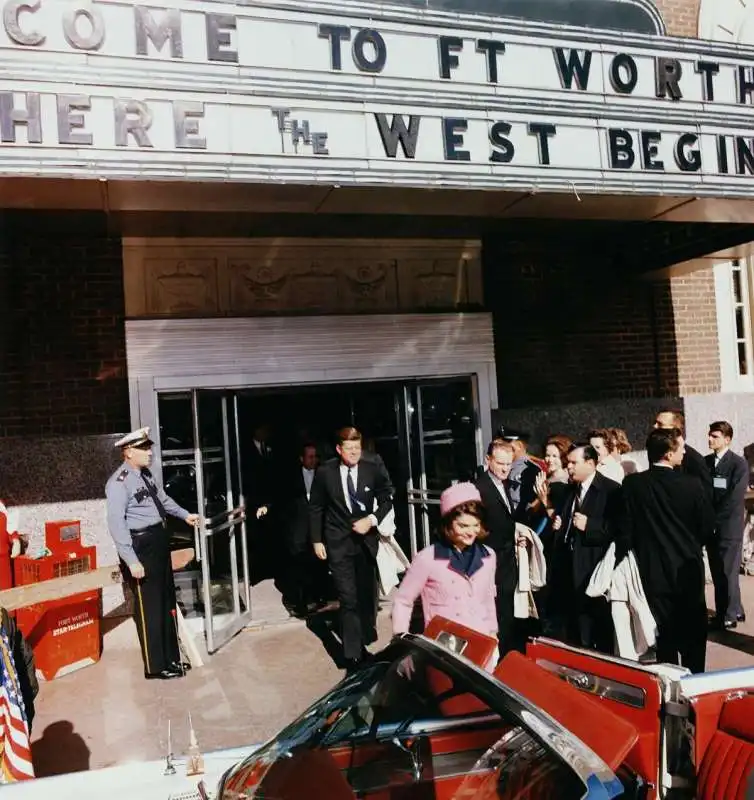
xmin=105 ymin=427 xmax=200 ymax=680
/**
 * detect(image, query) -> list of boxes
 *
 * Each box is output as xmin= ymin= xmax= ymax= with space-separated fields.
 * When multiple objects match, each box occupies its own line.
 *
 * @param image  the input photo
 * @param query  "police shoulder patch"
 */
xmin=117 ymin=470 xmax=129 ymax=482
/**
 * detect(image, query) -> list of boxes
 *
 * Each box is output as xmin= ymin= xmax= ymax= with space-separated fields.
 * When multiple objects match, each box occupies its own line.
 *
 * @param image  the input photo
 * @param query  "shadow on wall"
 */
xmin=32 ymin=720 xmax=91 ymax=777
xmin=0 ymin=434 xmax=123 ymax=505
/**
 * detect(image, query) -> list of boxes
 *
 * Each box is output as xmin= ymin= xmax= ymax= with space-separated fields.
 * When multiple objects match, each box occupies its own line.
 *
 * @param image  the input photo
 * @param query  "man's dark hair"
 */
xmin=568 ymin=442 xmax=598 ymax=464
xmin=646 ymin=428 xmax=682 ymax=464
xmin=709 ymin=420 xmax=734 ymax=440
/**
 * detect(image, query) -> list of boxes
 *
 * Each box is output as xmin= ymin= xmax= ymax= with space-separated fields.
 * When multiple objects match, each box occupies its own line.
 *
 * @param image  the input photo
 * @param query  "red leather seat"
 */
xmin=697 ymin=694 xmax=754 ymax=800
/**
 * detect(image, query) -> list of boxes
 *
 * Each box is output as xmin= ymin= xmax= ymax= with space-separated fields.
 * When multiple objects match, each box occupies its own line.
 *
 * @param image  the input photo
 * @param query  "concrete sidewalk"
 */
xmin=27 ymin=576 xmax=754 ymax=778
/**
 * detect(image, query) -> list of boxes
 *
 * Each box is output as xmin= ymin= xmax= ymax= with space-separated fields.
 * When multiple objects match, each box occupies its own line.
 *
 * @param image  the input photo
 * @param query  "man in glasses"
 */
xmin=106 ymin=427 xmax=201 ymax=680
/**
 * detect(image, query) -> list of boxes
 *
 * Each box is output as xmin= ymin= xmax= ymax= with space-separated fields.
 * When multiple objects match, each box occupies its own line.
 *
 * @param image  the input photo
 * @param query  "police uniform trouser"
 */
xmin=121 ymin=523 xmax=180 ymax=674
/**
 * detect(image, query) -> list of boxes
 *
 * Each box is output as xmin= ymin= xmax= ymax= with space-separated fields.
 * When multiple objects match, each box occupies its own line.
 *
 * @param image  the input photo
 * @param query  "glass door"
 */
xmin=405 ymin=378 xmax=480 ymax=556
xmin=158 ymin=390 xmax=252 ymax=654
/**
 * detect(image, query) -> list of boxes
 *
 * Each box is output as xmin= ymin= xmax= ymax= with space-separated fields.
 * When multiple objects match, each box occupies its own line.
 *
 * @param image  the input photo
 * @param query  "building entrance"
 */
xmin=155 ymin=376 xmax=481 ymax=647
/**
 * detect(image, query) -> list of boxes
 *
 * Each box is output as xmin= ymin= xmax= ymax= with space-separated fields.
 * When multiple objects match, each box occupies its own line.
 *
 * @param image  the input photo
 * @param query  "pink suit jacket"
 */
xmin=392 ymin=543 xmax=498 ymax=637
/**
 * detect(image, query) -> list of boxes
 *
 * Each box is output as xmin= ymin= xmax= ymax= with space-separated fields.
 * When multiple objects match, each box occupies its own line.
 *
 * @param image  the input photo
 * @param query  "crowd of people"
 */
xmin=104 ymin=409 xmax=751 ymax=682
xmin=391 ymin=410 xmax=751 ymax=674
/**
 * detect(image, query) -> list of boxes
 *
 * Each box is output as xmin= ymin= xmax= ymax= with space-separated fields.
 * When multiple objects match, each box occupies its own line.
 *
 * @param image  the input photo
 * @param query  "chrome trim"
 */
xmin=404 ymin=634 xmax=622 ymax=793
xmin=679 ymin=667 xmax=754 ymax=699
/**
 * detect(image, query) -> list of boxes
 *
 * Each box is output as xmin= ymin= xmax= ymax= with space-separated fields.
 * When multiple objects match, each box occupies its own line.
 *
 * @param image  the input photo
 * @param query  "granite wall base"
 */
xmin=0 ymin=433 xmax=128 ymax=615
xmin=493 ymin=393 xmax=754 ymax=463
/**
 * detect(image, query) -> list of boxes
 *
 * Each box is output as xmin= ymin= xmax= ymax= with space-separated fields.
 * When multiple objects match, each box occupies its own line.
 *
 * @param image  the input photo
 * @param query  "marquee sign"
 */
xmin=2 ymin=0 xmax=754 ymax=195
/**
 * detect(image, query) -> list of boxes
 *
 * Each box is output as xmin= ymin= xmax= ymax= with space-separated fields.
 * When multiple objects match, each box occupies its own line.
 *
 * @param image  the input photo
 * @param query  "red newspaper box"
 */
xmin=13 ymin=520 xmax=101 ymax=681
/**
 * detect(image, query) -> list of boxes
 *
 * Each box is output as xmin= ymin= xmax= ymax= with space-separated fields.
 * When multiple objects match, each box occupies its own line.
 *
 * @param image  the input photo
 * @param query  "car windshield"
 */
xmin=218 ymin=637 xmax=621 ymax=799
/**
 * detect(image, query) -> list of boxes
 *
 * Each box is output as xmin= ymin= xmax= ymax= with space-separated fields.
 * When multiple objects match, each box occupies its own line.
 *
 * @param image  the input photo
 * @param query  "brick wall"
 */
xmin=653 ymin=0 xmax=699 ymax=38
xmin=668 ymin=268 xmax=721 ymax=394
xmin=483 ymin=239 xmax=719 ymax=410
xmin=0 ymin=212 xmax=129 ymax=438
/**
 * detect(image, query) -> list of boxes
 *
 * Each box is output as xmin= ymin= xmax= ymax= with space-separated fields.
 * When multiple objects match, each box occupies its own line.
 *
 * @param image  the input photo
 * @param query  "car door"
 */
xmin=524 ymin=637 xmax=688 ymax=798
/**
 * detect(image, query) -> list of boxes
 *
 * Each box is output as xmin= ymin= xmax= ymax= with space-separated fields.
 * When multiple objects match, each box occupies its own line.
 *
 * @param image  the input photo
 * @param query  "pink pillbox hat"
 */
xmin=439 ymin=482 xmax=482 ymax=517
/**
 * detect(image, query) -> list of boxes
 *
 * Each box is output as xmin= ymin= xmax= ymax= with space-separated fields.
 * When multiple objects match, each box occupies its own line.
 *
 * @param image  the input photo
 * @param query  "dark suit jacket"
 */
xmin=242 ymin=442 xmax=277 ymax=508
xmin=309 ymin=457 xmax=393 ymax=559
xmin=705 ymin=450 xmax=749 ymax=541
xmin=681 ymin=444 xmax=712 ymax=498
xmin=476 ymin=472 xmax=517 ymax=594
xmin=620 ymin=467 xmax=714 ymax=600
xmin=277 ymin=466 xmax=314 ymax=555
xmin=552 ymin=472 xmax=623 ymax=594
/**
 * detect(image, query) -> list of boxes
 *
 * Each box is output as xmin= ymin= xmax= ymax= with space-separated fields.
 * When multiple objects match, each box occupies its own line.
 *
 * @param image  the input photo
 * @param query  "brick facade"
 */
xmin=0 ymin=212 xmax=129 ymax=438
xmin=662 ymin=268 xmax=721 ymax=396
xmin=653 ymin=0 xmax=700 ymax=38
xmin=483 ymin=239 xmax=719 ymax=411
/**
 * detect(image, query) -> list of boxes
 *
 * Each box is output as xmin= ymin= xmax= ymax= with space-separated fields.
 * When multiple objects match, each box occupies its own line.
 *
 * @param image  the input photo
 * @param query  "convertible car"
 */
xmin=211 ymin=618 xmax=754 ymax=800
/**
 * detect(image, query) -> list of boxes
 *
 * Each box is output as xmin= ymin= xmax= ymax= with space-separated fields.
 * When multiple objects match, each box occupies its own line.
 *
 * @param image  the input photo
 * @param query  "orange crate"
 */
xmin=13 ymin=534 xmax=102 ymax=681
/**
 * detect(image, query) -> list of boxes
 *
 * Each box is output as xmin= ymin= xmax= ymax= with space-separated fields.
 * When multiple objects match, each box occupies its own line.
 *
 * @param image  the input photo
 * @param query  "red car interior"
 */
xmin=695 ymin=692 xmax=754 ymax=800
xmin=525 ymin=638 xmax=663 ymax=783
xmin=240 ymin=621 xmax=754 ymax=800
xmin=494 ymin=651 xmax=639 ymax=771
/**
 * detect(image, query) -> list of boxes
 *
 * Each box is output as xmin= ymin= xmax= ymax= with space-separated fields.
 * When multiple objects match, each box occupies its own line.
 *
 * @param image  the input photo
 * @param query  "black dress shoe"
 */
xmin=738 ymin=613 xmax=747 ymax=623
xmin=169 ymin=661 xmax=191 ymax=673
xmin=145 ymin=668 xmax=183 ymax=680
xmin=724 ymin=619 xmax=738 ymax=630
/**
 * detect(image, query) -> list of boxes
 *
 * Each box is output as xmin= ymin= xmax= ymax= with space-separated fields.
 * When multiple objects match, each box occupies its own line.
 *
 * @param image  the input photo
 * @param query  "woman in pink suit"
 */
xmin=392 ymin=483 xmax=498 ymax=648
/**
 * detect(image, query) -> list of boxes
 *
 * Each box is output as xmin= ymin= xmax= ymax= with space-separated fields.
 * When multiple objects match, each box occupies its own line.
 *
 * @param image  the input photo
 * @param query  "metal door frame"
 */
xmin=404 ymin=375 xmax=482 ymax=557
xmin=191 ymin=390 xmax=252 ymax=653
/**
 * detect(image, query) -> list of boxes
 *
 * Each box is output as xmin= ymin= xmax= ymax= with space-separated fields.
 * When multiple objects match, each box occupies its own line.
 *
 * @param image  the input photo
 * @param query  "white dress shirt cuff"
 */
xmin=368 ymin=514 xmax=378 ymax=528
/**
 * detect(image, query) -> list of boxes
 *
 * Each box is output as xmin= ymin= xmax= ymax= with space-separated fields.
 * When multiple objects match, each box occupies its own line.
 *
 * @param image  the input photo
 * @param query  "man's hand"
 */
xmin=185 ymin=513 xmax=201 ymax=526
xmin=129 ymin=561 xmax=145 ymax=580
xmin=573 ymin=512 xmax=588 ymax=532
xmin=256 ymin=506 xmax=269 ymax=520
xmin=352 ymin=517 xmax=373 ymax=535
xmin=313 ymin=543 xmax=327 ymax=561
xmin=552 ymin=516 xmax=562 ymax=531
xmin=516 ymin=534 xmax=529 ymax=547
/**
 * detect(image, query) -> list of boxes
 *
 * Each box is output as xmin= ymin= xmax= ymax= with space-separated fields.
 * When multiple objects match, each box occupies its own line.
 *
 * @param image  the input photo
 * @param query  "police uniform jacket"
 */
xmin=105 ymin=463 xmax=190 ymax=567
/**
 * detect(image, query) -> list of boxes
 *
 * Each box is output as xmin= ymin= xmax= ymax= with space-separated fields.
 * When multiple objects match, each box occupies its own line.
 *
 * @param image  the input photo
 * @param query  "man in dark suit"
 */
xmin=654 ymin=410 xmax=712 ymax=496
xmin=551 ymin=443 xmax=622 ymax=653
xmin=309 ymin=426 xmax=393 ymax=670
xmin=277 ymin=442 xmax=330 ymax=617
xmin=705 ymin=421 xmax=750 ymax=630
xmin=476 ymin=439 xmax=522 ymax=657
xmin=620 ymin=428 xmax=714 ymax=673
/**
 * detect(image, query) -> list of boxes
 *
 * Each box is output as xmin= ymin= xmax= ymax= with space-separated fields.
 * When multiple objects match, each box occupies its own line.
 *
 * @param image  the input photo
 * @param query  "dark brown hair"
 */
xmin=440 ymin=501 xmax=488 ymax=542
xmin=544 ymin=434 xmax=572 ymax=469
xmin=588 ymin=428 xmax=615 ymax=451
xmin=709 ymin=420 xmax=734 ymax=440
xmin=336 ymin=426 xmax=362 ymax=446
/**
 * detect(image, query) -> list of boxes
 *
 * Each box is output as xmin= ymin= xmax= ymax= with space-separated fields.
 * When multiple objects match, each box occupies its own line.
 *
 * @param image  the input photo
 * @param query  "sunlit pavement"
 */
xmin=26 ymin=576 xmax=754 ymax=778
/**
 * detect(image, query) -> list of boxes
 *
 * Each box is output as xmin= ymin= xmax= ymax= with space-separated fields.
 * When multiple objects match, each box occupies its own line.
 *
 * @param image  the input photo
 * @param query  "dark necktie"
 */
xmin=347 ymin=468 xmax=362 ymax=515
xmin=564 ymin=489 xmax=581 ymax=548
xmin=141 ymin=468 xmax=167 ymax=521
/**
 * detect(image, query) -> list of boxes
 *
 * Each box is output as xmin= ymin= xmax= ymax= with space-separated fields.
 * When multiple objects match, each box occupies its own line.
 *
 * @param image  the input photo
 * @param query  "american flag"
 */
xmin=0 ymin=622 xmax=34 ymax=782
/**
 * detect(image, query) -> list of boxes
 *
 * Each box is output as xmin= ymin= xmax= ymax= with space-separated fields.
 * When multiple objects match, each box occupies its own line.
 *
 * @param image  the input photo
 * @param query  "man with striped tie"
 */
xmin=550 ymin=443 xmax=623 ymax=653
xmin=309 ymin=427 xmax=394 ymax=673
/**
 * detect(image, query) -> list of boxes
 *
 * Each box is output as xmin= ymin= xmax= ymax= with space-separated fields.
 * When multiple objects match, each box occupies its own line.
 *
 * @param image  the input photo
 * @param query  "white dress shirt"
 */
xmin=302 ymin=467 xmax=315 ymax=500
xmin=489 ymin=472 xmax=512 ymax=513
xmin=577 ymin=471 xmax=596 ymax=505
xmin=339 ymin=462 xmax=379 ymax=526
xmin=714 ymin=447 xmax=729 ymax=467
